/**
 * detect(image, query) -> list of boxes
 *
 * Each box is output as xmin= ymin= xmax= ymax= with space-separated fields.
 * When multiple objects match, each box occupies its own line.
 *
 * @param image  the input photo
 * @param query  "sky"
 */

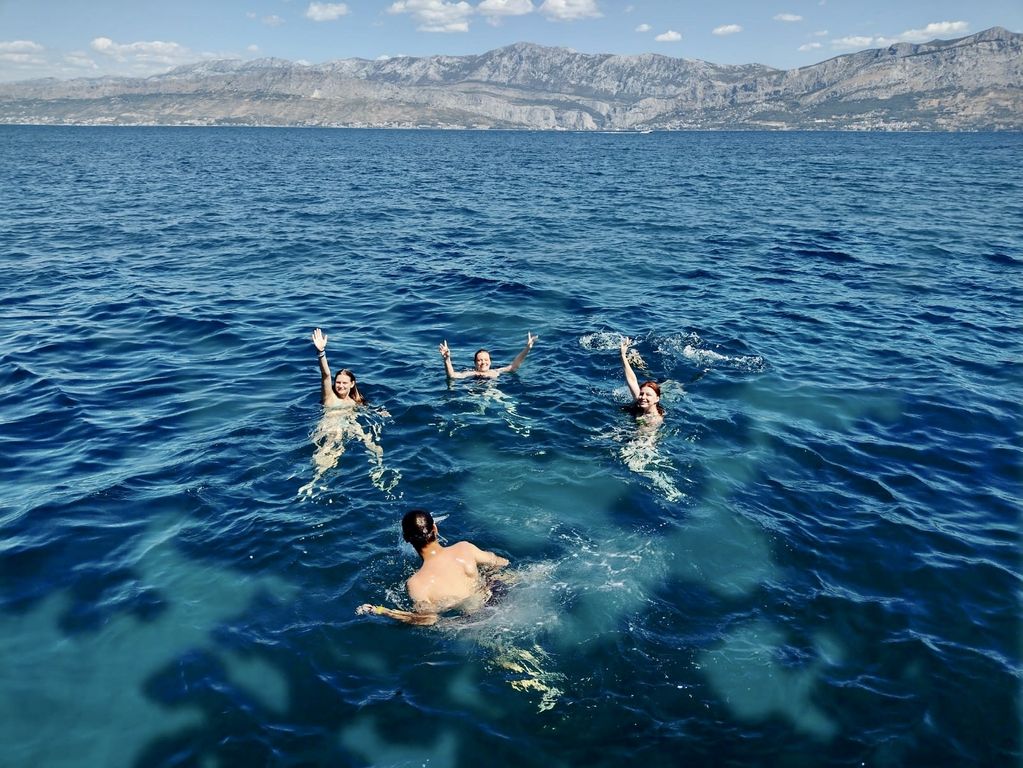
xmin=1 ymin=0 xmax=1020 ymax=82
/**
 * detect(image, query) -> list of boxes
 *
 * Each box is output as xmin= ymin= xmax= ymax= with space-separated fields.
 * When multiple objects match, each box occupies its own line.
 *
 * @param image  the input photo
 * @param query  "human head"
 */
xmin=637 ymin=380 xmax=665 ymax=415
xmin=402 ymin=509 xmax=437 ymax=552
xmin=333 ymin=369 xmax=365 ymax=404
xmin=473 ymin=349 xmax=492 ymax=372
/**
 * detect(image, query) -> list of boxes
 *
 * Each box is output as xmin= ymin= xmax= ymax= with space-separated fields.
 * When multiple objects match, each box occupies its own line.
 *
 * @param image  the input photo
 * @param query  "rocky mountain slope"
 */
xmin=1 ymin=27 xmax=1019 ymax=130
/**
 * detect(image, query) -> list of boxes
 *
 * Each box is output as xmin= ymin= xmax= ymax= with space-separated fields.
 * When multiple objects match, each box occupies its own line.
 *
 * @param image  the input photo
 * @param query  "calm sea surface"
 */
xmin=1 ymin=126 xmax=1020 ymax=767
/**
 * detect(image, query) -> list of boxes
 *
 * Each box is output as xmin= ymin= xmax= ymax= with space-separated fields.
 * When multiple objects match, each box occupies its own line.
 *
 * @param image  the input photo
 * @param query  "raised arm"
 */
xmin=437 ymin=341 xmax=462 ymax=380
xmin=312 ymin=328 xmax=334 ymax=404
xmin=620 ymin=337 xmax=641 ymax=400
xmin=437 ymin=341 xmax=472 ymax=380
xmin=501 ymin=332 xmax=538 ymax=374
xmin=356 ymin=603 xmax=439 ymax=626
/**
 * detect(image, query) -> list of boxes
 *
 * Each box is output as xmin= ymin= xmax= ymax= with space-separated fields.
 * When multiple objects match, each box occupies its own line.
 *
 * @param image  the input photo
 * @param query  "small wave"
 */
xmin=983 ymin=252 xmax=1020 ymax=267
xmin=602 ymin=424 xmax=686 ymax=502
xmin=657 ymin=333 xmax=767 ymax=374
xmin=579 ymin=330 xmax=628 ymax=352
xmin=299 ymin=407 xmax=396 ymax=499
xmin=582 ymin=330 xmax=766 ymax=376
xmin=794 ymin=248 xmax=859 ymax=264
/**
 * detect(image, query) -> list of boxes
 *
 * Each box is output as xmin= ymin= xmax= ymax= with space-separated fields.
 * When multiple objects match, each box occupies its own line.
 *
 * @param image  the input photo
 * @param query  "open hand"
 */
xmin=312 ymin=328 xmax=328 ymax=352
xmin=355 ymin=604 xmax=375 ymax=616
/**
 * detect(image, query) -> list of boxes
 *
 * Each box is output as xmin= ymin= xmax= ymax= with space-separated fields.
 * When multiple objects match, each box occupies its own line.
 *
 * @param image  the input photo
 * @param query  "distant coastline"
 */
xmin=1 ymin=27 xmax=1020 ymax=131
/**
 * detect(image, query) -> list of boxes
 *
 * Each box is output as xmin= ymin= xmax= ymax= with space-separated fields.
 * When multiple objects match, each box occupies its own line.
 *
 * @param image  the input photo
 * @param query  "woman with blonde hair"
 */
xmin=300 ymin=328 xmax=383 ymax=498
xmin=311 ymin=327 xmax=366 ymax=406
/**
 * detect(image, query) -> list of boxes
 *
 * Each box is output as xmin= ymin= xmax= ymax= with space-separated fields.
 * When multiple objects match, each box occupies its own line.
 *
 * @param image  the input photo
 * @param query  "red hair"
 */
xmin=640 ymin=380 xmax=661 ymax=397
xmin=637 ymin=380 xmax=665 ymax=416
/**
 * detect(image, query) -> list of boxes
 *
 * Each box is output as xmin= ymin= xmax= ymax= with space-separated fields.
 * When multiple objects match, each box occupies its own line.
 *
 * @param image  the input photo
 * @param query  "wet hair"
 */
xmin=474 ymin=349 xmax=490 ymax=364
xmin=402 ymin=509 xmax=436 ymax=552
xmin=624 ymin=380 xmax=666 ymax=416
xmin=333 ymin=368 xmax=366 ymax=405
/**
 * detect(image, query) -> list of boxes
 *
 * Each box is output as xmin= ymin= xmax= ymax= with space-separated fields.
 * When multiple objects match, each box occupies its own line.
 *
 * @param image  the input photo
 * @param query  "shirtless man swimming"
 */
xmin=439 ymin=333 xmax=537 ymax=380
xmin=356 ymin=510 xmax=509 ymax=625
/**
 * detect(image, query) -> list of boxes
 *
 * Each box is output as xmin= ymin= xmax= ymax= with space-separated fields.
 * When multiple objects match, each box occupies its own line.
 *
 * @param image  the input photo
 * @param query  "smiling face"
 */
xmin=636 ymin=383 xmax=661 ymax=414
xmin=473 ymin=351 xmax=492 ymax=372
xmin=333 ymin=371 xmax=355 ymax=399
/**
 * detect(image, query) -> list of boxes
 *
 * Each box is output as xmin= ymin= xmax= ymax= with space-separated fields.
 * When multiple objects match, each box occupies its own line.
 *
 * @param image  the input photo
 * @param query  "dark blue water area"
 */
xmin=0 ymin=125 xmax=1020 ymax=767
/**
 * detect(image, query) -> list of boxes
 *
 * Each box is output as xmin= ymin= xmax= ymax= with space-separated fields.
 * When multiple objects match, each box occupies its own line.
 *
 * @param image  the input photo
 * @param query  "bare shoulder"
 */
xmin=406 ymin=572 xmax=429 ymax=602
xmin=451 ymin=540 xmax=507 ymax=566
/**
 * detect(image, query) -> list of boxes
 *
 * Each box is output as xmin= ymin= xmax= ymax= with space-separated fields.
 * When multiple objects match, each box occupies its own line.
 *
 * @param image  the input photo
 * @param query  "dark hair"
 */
xmin=474 ymin=349 xmax=490 ymax=363
xmin=333 ymin=368 xmax=367 ymax=405
xmin=402 ymin=509 xmax=436 ymax=552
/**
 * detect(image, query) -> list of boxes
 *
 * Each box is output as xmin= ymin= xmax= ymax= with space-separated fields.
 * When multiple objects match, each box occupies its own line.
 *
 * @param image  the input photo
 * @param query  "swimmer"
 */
xmin=311 ymin=327 xmax=366 ymax=408
xmin=300 ymin=329 xmax=381 ymax=497
xmin=356 ymin=509 xmax=509 ymax=626
xmin=620 ymin=337 xmax=664 ymax=427
xmin=439 ymin=333 xmax=537 ymax=380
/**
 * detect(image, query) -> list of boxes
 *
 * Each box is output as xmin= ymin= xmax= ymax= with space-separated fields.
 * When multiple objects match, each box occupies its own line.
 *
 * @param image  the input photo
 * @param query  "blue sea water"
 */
xmin=0 ymin=125 xmax=1020 ymax=767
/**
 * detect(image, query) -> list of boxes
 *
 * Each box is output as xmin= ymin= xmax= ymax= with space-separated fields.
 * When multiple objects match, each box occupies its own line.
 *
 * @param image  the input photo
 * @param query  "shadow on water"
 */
xmin=1 ymin=322 xmax=1017 ymax=766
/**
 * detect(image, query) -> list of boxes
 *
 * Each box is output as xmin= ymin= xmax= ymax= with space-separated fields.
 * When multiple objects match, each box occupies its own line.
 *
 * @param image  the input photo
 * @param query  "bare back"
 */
xmin=407 ymin=541 xmax=506 ymax=613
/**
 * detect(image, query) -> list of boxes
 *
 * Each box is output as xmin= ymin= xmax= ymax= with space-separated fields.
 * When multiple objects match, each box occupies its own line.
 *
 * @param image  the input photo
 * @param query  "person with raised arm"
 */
xmin=439 ymin=332 xmax=538 ymax=380
xmin=620 ymin=337 xmax=665 ymax=427
xmin=356 ymin=509 xmax=509 ymax=626
xmin=299 ymin=328 xmax=383 ymax=497
xmin=311 ymin=327 xmax=366 ymax=407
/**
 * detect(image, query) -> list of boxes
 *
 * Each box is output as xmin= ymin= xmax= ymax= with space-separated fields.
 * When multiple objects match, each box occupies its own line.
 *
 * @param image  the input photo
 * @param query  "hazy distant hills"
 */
xmin=1 ymin=27 xmax=1020 ymax=130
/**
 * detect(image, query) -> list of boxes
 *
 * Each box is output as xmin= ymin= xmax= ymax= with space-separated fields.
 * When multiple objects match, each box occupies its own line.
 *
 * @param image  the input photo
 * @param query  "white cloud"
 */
xmin=655 ymin=29 xmax=681 ymax=42
xmin=0 ymin=40 xmax=44 ymax=53
xmin=713 ymin=24 xmax=742 ymax=36
xmin=813 ymin=29 xmax=828 ymax=37
xmin=64 ymin=53 xmax=98 ymax=69
xmin=829 ymin=21 xmax=970 ymax=52
xmin=0 ymin=52 xmax=44 ymax=64
xmin=538 ymin=0 xmax=601 ymax=22
xmin=898 ymin=20 xmax=969 ymax=42
xmin=1 ymin=36 xmax=230 ymax=79
xmin=305 ymin=2 xmax=350 ymax=21
xmin=479 ymin=0 xmax=534 ymax=17
xmin=0 ymin=40 xmax=47 ymax=67
xmin=388 ymin=0 xmax=473 ymax=32
xmin=798 ymin=42 xmax=822 ymax=51
xmin=831 ymin=35 xmax=873 ymax=49
xmin=247 ymin=44 xmax=260 ymax=53
xmin=90 ymin=37 xmax=191 ymax=65
xmin=635 ymin=23 xmax=651 ymax=32
xmin=774 ymin=13 xmax=802 ymax=22
xmin=262 ymin=14 xmax=285 ymax=26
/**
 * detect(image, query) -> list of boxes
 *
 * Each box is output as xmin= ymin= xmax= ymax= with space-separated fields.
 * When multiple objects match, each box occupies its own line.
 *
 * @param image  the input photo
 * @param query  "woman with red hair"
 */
xmin=620 ymin=337 xmax=664 ymax=427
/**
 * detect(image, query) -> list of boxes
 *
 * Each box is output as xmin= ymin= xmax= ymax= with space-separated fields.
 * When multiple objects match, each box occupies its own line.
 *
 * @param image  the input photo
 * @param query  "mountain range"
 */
xmin=1 ymin=27 xmax=1020 ymax=130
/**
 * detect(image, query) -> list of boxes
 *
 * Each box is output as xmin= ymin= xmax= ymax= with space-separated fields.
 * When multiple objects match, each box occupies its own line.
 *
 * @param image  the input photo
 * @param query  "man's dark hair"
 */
xmin=402 ymin=509 xmax=436 ymax=552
